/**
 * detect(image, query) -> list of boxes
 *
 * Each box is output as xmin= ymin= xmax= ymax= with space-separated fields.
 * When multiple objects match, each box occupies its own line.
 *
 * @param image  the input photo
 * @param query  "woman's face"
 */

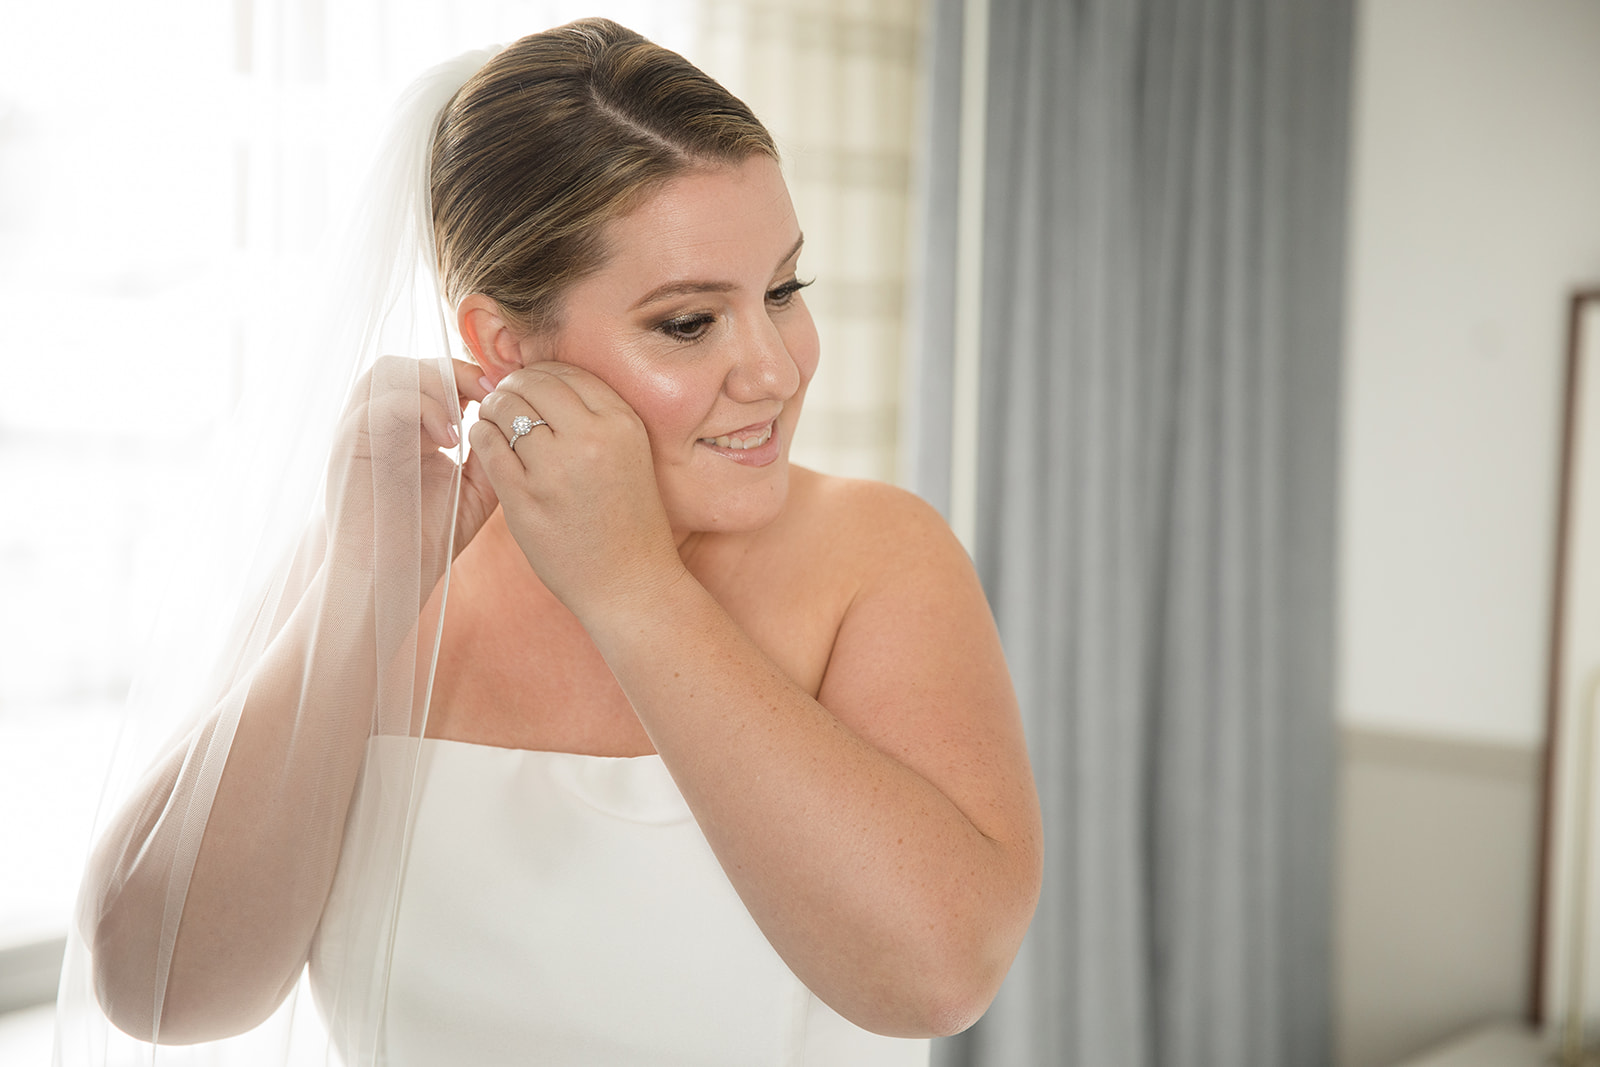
xmin=525 ymin=156 xmax=818 ymax=537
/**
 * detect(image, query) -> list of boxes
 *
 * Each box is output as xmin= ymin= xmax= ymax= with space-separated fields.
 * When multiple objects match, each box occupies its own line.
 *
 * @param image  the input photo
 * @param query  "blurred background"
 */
xmin=1 ymin=1 xmax=1598 ymax=1065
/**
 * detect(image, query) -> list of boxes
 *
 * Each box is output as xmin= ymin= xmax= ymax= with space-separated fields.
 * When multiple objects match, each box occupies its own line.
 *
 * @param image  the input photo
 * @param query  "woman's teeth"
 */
xmin=701 ymin=424 xmax=773 ymax=450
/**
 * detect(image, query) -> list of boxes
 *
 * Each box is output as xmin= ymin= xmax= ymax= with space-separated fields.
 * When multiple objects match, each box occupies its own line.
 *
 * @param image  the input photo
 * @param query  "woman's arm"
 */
xmin=85 ymin=357 xmax=493 ymax=1044
xmin=86 ymin=558 xmax=380 ymax=1043
xmin=474 ymin=351 xmax=1041 ymax=1036
xmin=473 ymin=355 xmax=1039 ymax=1037
xmin=583 ymin=483 xmax=1041 ymax=1037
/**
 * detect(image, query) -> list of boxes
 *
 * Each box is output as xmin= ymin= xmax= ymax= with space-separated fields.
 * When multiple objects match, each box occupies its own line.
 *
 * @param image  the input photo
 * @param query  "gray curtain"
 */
xmin=908 ymin=1 xmax=1351 ymax=1065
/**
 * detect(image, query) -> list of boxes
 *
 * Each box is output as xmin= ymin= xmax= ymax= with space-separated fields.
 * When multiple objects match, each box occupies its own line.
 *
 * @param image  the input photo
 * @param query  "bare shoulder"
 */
xmin=789 ymin=464 xmax=945 ymax=524
xmin=784 ymin=467 xmax=968 ymax=577
xmin=787 ymin=475 xmax=1029 ymax=845
xmin=783 ymin=468 xmax=1009 ymax=727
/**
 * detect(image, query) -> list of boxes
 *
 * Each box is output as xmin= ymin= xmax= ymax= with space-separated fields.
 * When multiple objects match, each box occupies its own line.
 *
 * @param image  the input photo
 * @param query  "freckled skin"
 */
xmin=439 ymin=157 xmax=1041 ymax=1037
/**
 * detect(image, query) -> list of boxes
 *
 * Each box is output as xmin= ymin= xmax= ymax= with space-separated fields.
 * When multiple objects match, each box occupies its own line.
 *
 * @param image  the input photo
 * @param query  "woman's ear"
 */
xmin=457 ymin=295 xmax=525 ymax=385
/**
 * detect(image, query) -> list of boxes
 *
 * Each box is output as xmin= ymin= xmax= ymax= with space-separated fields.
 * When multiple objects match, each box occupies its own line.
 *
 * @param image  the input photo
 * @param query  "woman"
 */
xmin=59 ymin=18 xmax=1040 ymax=1066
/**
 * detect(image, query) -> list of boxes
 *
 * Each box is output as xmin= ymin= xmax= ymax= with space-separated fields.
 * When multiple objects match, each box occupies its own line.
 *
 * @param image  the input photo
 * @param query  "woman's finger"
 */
xmin=518 ymin=360 xmax=635 ymax=418
xmin=466 ymin=415 xmax=531 ymax=482
xmin=418 ymin=393 xmax=460 ymax=450
xmin=487 ymin=362 xmax=618 ymax=427
xmin=478 ymin=395 xmax=557 ymax=469
xmin=364 ymin=379 xmax=463 ymax=452
xmin=454 ymin=445 xmax=501 ymax=553
xmin=450 ymin=357 xmax=490 ymax=411
xmin=477 ymin=389 xmax=553 ymax=442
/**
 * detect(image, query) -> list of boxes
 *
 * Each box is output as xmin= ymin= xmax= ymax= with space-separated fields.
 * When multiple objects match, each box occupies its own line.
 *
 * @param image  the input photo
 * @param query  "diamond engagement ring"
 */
xmin=507 ymin=414 xmax=548 ymax=452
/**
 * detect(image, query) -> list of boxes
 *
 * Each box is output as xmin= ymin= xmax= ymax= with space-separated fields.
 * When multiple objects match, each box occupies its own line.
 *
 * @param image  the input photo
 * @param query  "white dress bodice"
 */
xmin=309 ymin=737 xmax=930 ymax=1066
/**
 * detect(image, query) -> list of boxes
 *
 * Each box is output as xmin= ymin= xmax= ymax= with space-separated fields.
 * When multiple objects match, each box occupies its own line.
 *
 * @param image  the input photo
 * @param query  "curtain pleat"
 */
xmin=918 ymin=1 xmax=1350 ymax=1064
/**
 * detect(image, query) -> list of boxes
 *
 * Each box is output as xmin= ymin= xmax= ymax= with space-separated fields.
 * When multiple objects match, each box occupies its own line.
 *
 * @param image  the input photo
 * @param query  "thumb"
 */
xmin=454 ymin=447 xmax=501 ymax=555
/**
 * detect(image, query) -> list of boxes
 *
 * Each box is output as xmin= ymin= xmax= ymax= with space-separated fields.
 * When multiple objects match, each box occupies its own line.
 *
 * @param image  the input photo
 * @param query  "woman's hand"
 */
xmin=325 ymin=356 xmax=497 ymax=585
xmin=469 ymin=361 xmax=684 ymax=618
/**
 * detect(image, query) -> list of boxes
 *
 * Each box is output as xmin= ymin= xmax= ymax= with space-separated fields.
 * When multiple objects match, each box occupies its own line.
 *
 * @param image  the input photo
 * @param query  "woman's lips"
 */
xmin=699 ymin=421 xmax=773 ymax=450
xmin=697 ymin=419 xmax=780 ymax=465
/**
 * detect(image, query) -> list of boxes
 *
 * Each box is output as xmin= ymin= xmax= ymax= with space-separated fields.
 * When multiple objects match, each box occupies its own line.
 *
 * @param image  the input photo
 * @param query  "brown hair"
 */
xmin=430 ymin=18 xmax=777 ymax=333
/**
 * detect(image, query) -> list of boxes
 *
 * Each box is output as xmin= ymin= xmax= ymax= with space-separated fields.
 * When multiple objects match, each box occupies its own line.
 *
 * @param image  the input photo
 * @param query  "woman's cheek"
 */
xmin=785 ymin=311 xmax=821 ymax=385
xmin=575 ymin=333 xmax=697 ymax=428
xmin=605 ymin=352 xmax=721 ymax=462
xmin=627 ymin=361 xmax=704 ymax=430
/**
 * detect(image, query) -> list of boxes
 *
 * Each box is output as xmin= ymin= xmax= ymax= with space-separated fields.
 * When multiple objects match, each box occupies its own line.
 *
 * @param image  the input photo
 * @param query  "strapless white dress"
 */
xmin=309 ymin=737 xmax=930 ymax=1066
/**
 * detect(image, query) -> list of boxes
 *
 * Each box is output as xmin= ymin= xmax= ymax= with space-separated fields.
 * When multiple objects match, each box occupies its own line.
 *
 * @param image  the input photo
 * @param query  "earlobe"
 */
xmin=457 ymin=295 xmax=525 ymax=384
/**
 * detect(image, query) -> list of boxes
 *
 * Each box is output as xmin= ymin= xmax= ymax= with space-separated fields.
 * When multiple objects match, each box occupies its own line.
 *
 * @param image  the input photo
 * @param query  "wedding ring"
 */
xmin=507 ymin=414 xmax=548 ymax=452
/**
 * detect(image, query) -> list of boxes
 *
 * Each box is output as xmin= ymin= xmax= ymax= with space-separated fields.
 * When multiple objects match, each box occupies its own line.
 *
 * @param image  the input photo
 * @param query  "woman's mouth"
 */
xmin=699 ymin=422 xmax=773 ymax=450
xmin=696 ymin=420 xmax=780 ymax=465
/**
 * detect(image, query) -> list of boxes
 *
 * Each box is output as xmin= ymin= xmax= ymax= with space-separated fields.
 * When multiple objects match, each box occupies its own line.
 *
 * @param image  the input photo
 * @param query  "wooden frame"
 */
xmin=1537 ymin=289 xmax=1600 ymax=1043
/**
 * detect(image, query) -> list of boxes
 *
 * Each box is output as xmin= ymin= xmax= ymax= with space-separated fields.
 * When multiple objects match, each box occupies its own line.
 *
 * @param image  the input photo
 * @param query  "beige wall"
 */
xmin=1336 ymin=728 xmax=1541 ymax=1067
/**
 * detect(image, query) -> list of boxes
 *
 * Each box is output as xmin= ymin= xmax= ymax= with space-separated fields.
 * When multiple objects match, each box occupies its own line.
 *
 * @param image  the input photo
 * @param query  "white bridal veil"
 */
xmin=54 ymin=46 xmax=500 ymax=1067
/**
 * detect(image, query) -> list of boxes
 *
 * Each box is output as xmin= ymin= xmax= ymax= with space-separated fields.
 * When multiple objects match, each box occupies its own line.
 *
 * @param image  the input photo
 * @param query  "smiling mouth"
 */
xmin=698 ymin=422 xmax=774 ymax=451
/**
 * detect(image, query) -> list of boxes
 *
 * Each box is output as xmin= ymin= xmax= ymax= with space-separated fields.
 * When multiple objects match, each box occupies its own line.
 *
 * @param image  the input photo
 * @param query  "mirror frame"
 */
xmin=1538 ymin=287 xmax=1600 ymax=1032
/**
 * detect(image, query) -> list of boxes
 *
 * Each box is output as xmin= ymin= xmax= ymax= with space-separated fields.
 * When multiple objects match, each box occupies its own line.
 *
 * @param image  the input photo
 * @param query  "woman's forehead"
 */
xmin=601 ymin=158 xmax=802 ymax=289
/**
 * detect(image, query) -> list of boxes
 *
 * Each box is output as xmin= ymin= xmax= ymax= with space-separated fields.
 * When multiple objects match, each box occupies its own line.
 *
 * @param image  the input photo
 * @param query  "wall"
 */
xmin=1336 ymin=1 xmax=1600 ymax=1063
xmin=1335 ymin=728 xmax=1540 ymax=1067
xmin=1339 ymin=0 xmax=1600 ymax=746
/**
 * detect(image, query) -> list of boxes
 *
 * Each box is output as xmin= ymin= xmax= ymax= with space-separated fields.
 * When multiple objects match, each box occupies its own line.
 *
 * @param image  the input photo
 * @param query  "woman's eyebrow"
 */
xmin=630 ymin=234 xmax=806 ymax=310
xmin=631 ymin=279 xmax=738 ymax=309
xmin=776 ymin=233 xmax=805 ymax=270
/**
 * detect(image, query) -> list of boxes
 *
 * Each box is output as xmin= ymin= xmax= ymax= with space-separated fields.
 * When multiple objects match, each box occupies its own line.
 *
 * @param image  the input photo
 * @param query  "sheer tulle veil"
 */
xmin=54 ymin=46 xmax=500 ymax=1066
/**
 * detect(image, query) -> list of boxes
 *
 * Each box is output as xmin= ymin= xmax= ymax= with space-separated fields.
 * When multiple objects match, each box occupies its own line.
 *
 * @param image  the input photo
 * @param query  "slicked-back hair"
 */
xmin=431 ymin=18 xmax=777 ymax=333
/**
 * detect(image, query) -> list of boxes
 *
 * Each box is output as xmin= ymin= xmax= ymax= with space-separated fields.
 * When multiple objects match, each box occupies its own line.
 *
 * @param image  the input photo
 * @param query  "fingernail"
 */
xmin=447 ymin=423 xmax=460 ymax=446
xmin=478 ymin=375 xmax=494 ymax=394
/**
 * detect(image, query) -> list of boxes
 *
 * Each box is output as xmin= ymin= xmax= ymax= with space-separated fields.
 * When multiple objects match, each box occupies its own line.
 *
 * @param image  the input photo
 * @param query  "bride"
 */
xmin=58 ymin=18 xmax=1040 ymax=1066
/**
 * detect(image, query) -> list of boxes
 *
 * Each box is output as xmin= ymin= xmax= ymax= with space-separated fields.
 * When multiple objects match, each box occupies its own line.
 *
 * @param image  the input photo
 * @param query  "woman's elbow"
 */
xmin=911 ymin=923 xmax=1027 ymax=1037
xmin=849 ymin=935 xmax=1013 ymax=1039
xmin=910 ymin=848 xmax=1042 ymax=1037
xmin=88 ymin=904 xmax=292 ymax=1046
xmin=865 ymin=876 xmax=1041 ymax=1037
xmin=88 ymin=903 xmax=175 ymax=1044
xmin=905 ymin=974 xmax=1002 ymax=1039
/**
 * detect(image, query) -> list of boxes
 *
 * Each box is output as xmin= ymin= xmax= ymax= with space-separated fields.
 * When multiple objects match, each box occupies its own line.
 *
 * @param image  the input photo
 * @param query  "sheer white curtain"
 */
xmin=0 ymin=0 xmax=923 ymax=1012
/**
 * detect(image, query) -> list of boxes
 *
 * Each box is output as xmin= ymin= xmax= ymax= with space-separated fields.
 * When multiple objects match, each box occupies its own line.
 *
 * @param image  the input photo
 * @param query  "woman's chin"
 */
xmin=664 ymin=468 xmax=792 ymax=539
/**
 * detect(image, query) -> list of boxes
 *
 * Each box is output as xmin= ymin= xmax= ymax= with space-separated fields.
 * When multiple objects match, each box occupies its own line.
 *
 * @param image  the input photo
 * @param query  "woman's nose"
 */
xmin=725 ymin=315 xmax=800 ymax=402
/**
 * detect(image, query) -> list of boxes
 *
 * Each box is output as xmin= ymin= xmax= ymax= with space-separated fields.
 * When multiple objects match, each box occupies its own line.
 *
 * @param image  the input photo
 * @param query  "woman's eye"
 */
xmin=658 ymin=313 xmax=716 ymax=343
xmin=767 ymin=278 xmax=813 ymax=308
